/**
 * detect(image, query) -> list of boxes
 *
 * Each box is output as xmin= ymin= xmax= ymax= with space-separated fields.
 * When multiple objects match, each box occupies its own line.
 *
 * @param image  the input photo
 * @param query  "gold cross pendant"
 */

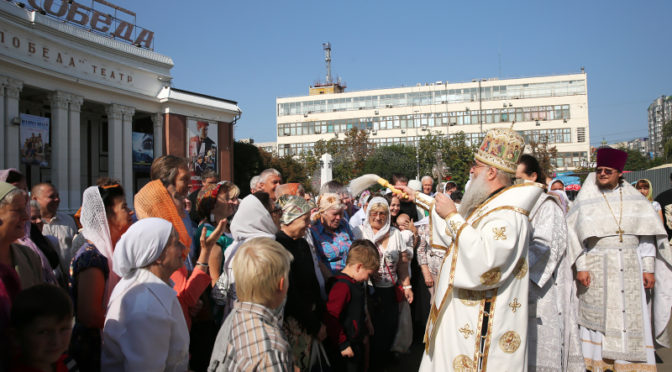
xmin=617 ymin=227 xmax=624 ymax=242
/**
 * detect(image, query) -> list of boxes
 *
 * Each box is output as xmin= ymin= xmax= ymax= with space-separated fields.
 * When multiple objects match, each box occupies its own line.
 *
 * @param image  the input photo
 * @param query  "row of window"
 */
xmin=276 ymin=128 xmax=574 ymax=157
xmin=278 ymin=105 xmax=571 ymax=137
xmin=278 ymin=80 xmax=585 ymax=116
xmin=552 ymin=152 xmax=588 ymax=169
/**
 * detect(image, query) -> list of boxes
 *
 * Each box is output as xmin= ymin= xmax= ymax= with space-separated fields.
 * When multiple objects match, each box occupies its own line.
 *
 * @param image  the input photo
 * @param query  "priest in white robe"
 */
xmin=400 ymin=128 xmax=544 ymax=372
xmin=516 ymin=154 xmax=584 ymax=372
xmin=567 ymin=147 xmax=669 ymax=371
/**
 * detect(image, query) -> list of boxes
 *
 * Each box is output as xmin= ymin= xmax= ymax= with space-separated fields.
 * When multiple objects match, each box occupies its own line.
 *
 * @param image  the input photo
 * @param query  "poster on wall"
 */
xmin=132 ymin=132 xmax=154 ymax=171
xmin=186 ymin=119 xmax=218 ymax=189
xmin=20 ymin=113 xmax=50 ymax=167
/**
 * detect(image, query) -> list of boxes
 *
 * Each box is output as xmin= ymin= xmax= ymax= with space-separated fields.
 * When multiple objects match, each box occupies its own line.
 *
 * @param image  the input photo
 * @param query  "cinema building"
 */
xmin=0 ymin=1 xmax=241 ymax=211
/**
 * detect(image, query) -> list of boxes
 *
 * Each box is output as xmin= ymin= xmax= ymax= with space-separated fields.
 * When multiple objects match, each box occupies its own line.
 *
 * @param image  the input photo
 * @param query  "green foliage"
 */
xmin=233 ymin=141 xmax=264 ymax=196
xmin=416 ymin=131 xmax=475 ymax=190
xmin=363 ymin=145 xmax=417 ymax=181
xmin=618 ymin=146 xmax=650 ymax=171
xmin=528 ymin=137 xmax=558 ymax=178
xmin=234 ymin=141 xmax=313 ymax=196
xmin=299 ymin=128 xmax=375 ymax=184
xmin=258 ymin=150 xmax=313 ymax=193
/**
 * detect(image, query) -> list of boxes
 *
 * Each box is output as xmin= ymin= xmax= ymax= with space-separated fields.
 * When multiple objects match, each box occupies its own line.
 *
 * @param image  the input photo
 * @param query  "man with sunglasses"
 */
xmin=567 ymin=147 xmax=670 ymax=370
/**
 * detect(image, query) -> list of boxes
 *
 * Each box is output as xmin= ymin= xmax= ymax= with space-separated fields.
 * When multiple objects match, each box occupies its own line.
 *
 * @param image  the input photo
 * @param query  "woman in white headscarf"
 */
xmin=102 ymin=218 xmax=190 ymax=372
xmin=214 ymin=191 xmax=280 ymax=316
xmin=548 ymin=178 xmax=571 ymax=214
xmin=352 ymin=196 xmax=413 ymax=369
xmin=68 ymin=183 xmax=132 ymax=371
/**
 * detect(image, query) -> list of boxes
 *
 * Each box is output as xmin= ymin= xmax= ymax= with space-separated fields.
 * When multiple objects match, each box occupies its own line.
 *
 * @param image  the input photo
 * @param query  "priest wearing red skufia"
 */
xmin=566 ymin=147 xmax=670 ymax=371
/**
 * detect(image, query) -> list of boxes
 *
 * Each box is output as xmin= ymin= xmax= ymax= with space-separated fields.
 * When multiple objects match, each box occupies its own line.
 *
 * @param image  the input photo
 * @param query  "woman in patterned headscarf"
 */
xmin=276 ymin=194 xmax=326 ymax=370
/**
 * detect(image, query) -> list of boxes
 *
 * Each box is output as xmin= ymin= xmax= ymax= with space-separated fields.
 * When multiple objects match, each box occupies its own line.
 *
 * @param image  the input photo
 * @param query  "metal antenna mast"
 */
xmin=322 ymin=42 xmax=332 ymax=84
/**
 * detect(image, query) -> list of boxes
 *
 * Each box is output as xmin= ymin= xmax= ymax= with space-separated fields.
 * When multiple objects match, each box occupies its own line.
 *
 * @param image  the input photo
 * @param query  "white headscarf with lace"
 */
xmin=80 ymin=186 xmax=117 ymax=305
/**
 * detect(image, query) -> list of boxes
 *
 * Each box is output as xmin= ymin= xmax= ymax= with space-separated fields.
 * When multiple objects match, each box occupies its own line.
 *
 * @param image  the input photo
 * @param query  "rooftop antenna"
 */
xmin=322 ymin=42 xmax=332 ymax=84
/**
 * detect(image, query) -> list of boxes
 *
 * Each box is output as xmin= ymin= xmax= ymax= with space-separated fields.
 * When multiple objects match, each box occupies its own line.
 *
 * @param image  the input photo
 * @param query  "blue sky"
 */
xmin=114 ymin=0 xmax=672 ymax=146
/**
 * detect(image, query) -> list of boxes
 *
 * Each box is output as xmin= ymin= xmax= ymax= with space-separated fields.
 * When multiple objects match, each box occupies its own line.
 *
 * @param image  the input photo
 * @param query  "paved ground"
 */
xmin=659 ymin=347 xmax=672 ymax=371
xmin=386 ymin=342 xmax=672 ymax=371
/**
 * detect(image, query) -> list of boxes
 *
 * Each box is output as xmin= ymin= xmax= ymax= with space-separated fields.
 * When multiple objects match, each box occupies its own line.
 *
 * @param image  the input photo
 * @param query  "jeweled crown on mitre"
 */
xmin=474 ymin=128 xmax=526 ymax=174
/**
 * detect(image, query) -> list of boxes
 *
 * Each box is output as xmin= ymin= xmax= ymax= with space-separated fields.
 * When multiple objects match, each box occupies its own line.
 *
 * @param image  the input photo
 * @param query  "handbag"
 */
xmin=390 ymin=300 xmax=413 ymax=353
xmin=309 ymin=338 xmax=331 ymax=372
xmin=211 ymin=270 xmax=232 ymax=306
xmin=384 ymin=260 xmax=404 ymax=303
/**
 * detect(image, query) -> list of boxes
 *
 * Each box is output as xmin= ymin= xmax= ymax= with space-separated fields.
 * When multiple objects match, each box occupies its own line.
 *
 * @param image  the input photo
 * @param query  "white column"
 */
xmin=105 ymin=104 xmax=124 ymax=182
xmin=68 ymin=95 xmax=83 ymax=210
xmin=3 ymin=77 xmax=23 ymax=169
xmin=151 ymin=113 xmax=163 ymax=159
xmin=121 ymin=106 xmax=135 ymax=205
xmin=50 ymin=91 xmax=70 ymax=210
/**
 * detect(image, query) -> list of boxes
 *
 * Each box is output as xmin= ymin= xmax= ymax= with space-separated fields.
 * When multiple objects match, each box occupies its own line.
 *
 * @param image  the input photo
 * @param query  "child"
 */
xmin=10 ymin=284 xmax=77 ymax=372
xmin=208 ymin=237 xmax=294 ymax=372
xmin=325 ymin=239 xmax=380 ymax=372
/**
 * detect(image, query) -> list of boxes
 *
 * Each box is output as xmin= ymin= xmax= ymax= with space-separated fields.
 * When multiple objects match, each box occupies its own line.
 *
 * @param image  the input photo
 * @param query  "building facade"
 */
xmin=276 ymin=73 xmax=591 ymax=171
xmin=609 ymin=137 xmax=650 ymax=158
xmin=0 ymin=1 xmax=241 ymax=211
xmin=648 ymin=95 xmax=672 ymax=157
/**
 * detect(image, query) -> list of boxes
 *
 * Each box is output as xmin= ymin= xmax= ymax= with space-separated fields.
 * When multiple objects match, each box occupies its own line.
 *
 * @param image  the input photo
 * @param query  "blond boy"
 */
xmin=208 ymin=237 xmax=294 ymax=372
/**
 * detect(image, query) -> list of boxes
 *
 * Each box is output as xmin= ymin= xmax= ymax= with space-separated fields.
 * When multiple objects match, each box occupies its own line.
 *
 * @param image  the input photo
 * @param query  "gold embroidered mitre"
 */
xmin=475 ymin=128 xmax=525 ymax=174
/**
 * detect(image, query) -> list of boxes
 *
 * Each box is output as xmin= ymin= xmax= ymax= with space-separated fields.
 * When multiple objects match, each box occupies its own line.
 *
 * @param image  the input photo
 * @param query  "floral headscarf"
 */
xmin=277 ymin=194 xmax=311 ymax=225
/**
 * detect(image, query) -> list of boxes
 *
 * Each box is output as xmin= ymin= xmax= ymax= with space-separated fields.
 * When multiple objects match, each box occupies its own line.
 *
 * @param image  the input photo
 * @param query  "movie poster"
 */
xmin=20 ymin=113 xmax=50 ymax=167
xmin=132 ymin=132 xmax=154 ymax=171
xmin=186 ymin=119 xmax=217 ymax=187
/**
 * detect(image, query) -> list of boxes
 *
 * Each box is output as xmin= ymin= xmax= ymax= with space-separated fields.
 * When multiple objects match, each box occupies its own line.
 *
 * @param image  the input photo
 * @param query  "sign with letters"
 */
xmin=25 ymin=0 xmax=154 ymax=49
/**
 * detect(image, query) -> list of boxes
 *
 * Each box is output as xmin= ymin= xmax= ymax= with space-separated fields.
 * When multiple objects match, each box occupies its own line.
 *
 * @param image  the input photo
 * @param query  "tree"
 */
xmin=233 ymin=141 xmax=265 ymax=196
xmin=259 ymin=149 xmax=312 ymax=193
xmin=363 ymin=145 xmax=417 ymax=181
xmin=619 ymin=147 xmax=649 ymax=171
xmin=528 ymin=137 xmax=558 ymax=178
xmin=299 ymin=128 xmax=375 ymax=184
xmin=416 ymin=131 xmax=475 ymax=190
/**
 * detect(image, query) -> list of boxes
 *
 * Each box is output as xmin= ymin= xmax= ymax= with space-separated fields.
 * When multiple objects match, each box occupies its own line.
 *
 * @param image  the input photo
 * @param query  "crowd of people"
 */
xmin=1 ymin=127 xmax=672 ymax=372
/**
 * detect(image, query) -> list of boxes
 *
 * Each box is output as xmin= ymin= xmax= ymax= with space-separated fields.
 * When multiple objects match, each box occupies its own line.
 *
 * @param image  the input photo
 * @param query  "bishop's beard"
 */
xmin=458 ymin=171 xmax=492 ymax=218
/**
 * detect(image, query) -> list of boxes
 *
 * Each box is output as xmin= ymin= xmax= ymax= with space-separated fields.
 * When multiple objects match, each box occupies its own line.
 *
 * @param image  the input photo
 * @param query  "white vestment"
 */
xmin=527 ymin=194 xmax=584 ymax=372
xmin=567 ymin=173 xmax=669 ymax=371
xmin=416 ymin=183 xmax=544 ymax=372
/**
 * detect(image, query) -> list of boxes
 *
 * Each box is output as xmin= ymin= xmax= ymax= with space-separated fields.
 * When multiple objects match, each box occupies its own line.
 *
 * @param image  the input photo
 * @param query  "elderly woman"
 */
xmin=310 ymin=193 xmax=354 ymax=274
xmin=102 ymin=218 xmax=192 ymax=371
xmin=216 ymin=191 xmax=280 ymax=316
xmin=276 ymin=194 xmax=326 ymax=371
xmin=68 ymin=183 xmax=133 ymax=371
xmin=0 ymin=182 xmax=43 ymax=288
xmin=1 ymin=169 xmax=57 ymax=284
xmin=353 ymin=196 xmax=412 ymax=371
xmin=134 ymin=178 xmax=215 ymax=330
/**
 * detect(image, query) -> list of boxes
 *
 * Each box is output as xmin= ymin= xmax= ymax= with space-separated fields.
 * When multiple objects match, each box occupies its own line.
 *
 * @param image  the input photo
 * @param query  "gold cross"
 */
xmin=458 ymin=323 xmax=474 ymax=339
xmin=617 ymin=227 xmax=624 ymax=243
xmin=493 ymin=226 xmax=507 ymax=240
xmin=509 ymin=298 xmax=521 ymax=313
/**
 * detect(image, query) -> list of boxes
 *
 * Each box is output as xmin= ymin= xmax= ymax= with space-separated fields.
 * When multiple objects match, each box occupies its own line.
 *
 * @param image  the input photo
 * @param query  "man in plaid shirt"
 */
xmin=208 ymin=237 xmax=294 ymax=372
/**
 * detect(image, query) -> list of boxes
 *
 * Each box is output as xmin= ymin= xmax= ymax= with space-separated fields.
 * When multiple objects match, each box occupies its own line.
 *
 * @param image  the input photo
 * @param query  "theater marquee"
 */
xmin=25 ymin=0 xmax=154 ymax=49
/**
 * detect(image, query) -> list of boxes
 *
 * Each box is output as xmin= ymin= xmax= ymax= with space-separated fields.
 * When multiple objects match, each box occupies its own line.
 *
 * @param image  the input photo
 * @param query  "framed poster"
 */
xmin=186 ymin=119 xmax=217 ymax=187
xmin=132 ymin=132 xmax=154 ymax=171
xmin=20 ymin=113 xmax=50 ymax=167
